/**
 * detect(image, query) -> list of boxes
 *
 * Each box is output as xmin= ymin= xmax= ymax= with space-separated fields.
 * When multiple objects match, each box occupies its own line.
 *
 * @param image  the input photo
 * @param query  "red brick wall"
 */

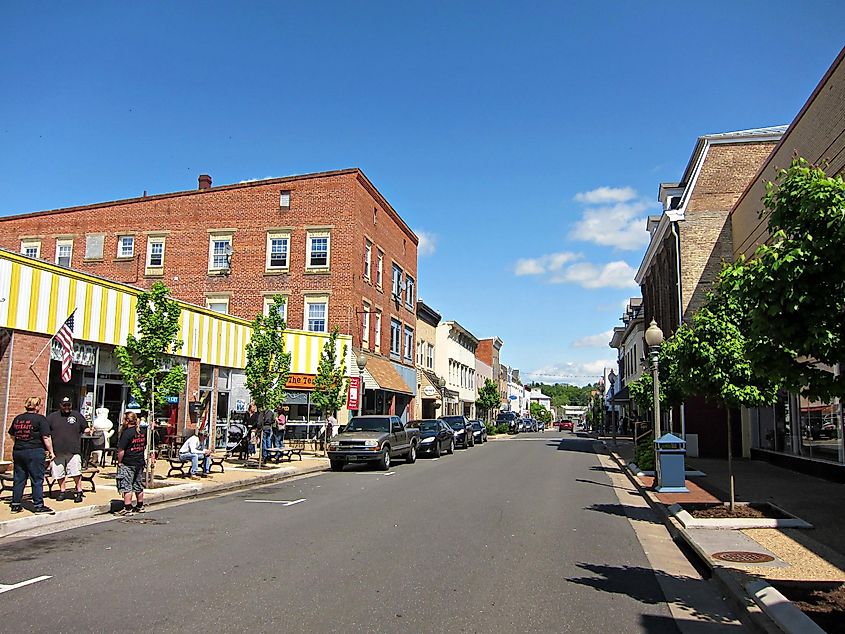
xmin=0 ymin=170 xmax=418 ymax=369
xmin=2 ymin=331 xmax=51 ymax=461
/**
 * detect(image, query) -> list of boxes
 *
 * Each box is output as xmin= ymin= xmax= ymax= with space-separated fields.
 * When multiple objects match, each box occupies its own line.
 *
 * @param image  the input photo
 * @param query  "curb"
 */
xmin=604 ymin=446 xmax=787 ymax=634
xmin=0 ymin=463 xmax=327 ymax=539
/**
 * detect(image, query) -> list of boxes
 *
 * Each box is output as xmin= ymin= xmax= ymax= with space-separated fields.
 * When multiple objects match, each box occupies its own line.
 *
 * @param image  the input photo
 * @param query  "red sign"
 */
xmin=347 ymin=377 xmax=361 ymax=410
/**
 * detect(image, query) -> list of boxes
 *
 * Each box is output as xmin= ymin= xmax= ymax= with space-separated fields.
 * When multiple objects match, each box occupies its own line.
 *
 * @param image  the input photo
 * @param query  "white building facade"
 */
xmin=435 ymin=320 xmax=479 ymax=418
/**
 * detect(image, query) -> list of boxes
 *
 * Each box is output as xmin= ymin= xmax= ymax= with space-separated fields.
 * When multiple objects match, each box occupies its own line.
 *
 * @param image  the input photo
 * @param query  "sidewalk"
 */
xmin=0 ymin=454 xmax=328 ymax=538
xmin=603 ymin=437 xmax=845 ymax=633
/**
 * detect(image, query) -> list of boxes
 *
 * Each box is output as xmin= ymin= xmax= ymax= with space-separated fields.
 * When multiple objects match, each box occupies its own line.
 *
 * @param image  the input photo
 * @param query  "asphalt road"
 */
xmin=0 ymin=433 xmax=682 ymax=633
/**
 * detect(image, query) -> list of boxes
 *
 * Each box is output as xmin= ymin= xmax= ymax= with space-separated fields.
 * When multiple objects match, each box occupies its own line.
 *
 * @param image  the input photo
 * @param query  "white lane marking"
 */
xmin=355 ymin=471 xmax=395 ymax=476
xmin=432 ymin=458 xmax=440 ymax=461
xmin=0 ymin=576 xmax=52 ymax=594
xmin=384 ymin=472 xmax=397 ymax=477
xmin=243 ymin=498 xmax=306 ymax=506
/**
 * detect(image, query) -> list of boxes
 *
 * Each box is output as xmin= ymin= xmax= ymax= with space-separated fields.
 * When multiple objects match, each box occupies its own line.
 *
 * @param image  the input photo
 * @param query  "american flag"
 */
xmin=55 ymin=311 xmax=75 ymax=383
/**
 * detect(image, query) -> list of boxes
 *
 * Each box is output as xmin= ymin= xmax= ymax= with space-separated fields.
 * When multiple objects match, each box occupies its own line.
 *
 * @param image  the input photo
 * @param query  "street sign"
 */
xmin=347 ymin=377 xmax=361 ymax=410
xmin=509 ymin=395 xmax=517 ymax=400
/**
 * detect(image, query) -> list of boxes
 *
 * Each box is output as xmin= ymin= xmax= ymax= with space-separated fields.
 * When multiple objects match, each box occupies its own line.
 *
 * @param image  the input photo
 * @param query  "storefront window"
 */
xmin=798 ymin=394 xmax=840 ymax=463
xmin=754 ymin=391 xmax=792 ymax=454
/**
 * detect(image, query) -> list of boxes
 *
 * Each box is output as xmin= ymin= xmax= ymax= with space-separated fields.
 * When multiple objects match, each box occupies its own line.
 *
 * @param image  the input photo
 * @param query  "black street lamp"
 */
xmin=438 ymin=377 xmax=447 ymax=416
xmin=356 ymin=353 xmax=367 ymax=417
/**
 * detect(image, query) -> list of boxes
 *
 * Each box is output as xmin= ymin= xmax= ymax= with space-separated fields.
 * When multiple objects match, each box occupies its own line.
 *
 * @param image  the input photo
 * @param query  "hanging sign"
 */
xmin=347 ymin=377 xmax=361 ymax=410
xmin=286 ymin=373 xmax=316 ymax=390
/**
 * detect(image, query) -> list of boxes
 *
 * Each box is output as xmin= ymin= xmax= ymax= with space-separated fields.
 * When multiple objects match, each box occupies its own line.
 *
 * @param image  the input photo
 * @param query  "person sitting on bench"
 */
xmin=179 ymin=429 xmax=213 ymax=479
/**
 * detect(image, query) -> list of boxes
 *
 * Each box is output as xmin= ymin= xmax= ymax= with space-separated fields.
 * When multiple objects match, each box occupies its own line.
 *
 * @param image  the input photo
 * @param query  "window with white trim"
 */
xmin=306 ymin=231 xmax=330 ymax=270
xmin=391 ymin=264 xmax=403 ymax=298
xmin=146 ymin=237 xmax=165 ymax=269
xmin=364 ymin=240 xmax=372 ymax=281
xmin=206 ymin=295 xmax=230 ymax=314
xmin=208 ymin=234 xmax=233 ymax=272
xmin=262 ymin=295 xmax=288 ymax=322
xmin=405 ymin=275 xmax=415 ymax=308
xmin=426 ymin=343 xmax=434 ymax=370
xmin=362 ymin=301 xmax=371 ymax=348
xmin=403 ymin=325 xmax=413 ymax=361
xmin=21 ymin=240 xmax=40 ymax=259
xmin=304 ymin=296 xmax=328 ymax=333
xmin=416 ymin=340 xmax=424 ymax=366
xmin=374 ymin=309 xmax=382 ymax=352
xmin=55 ymin=239 xmax=73 ymax=267
xmin=390 ymin=318 xmax=401 ymax=357
xmin=266 ymin=231 xmax=290 ymax=271
xmin=117 ymin=235 xmax=135 ymax=258
xmin=279 ymin=190 xmax=291 ymax=208
xmin=376 ymin=251 xmax=383 ymax=288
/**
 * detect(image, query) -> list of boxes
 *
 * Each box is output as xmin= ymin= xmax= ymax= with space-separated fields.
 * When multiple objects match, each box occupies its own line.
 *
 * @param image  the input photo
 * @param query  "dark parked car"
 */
xmin=327 ymin=415 xmax=420 ymax=471
xmin=496 ymin=411 xmax=519 ymax=433
xmin=469 ymin=420 xmax=487 ymax=444
xmin=440 ymin=415 xmax=474 ymax=448
xmin=407 ymin=419 xmax=455 ymax=457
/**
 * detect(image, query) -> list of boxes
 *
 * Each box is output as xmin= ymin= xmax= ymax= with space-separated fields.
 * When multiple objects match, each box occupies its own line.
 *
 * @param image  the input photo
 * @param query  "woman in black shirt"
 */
xmin=8 ymin=396 xmax=56 ymax=514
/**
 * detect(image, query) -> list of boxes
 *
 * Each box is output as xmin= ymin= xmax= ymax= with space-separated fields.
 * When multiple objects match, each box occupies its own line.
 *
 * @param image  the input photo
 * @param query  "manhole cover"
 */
xmin=121 ymin=518 xmax=168 ymax=526
xmin=712 ymin=551 xmax=775 ymax=564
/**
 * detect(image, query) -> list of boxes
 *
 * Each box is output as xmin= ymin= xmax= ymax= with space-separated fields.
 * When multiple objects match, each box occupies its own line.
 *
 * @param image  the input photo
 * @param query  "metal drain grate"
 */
xmin=121 ymin=518 xmax=168 ymax=525
xmin=712 ymin=551 xmax=774 ymax=564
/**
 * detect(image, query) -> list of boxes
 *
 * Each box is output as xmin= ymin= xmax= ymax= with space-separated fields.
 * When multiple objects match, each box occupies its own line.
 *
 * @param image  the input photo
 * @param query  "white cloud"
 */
xmin=238 ymin=176 xmax=278 ymax=184
xmin=574 ymin=186 xmax=637 ymax=204
xmin=514 ymin=251 xmax=580 ymax=276
xmin=416 ymin=231 xmax=437 ymax=257
xmin=525 ymin=359 xmax=615 ymax=386
xmin=572 ymin=330 xmax=615 ymax=348
xmin=550 ymin=260 xmax=637 ymax=289
xmin=569 ymin=200 xmax=651 ymax=251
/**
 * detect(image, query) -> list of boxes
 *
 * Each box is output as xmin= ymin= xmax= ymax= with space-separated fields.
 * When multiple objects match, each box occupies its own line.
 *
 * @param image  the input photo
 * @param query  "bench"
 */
xmin=263 ymin=446 xmax=303 ymax=463
xmin=166 ymin=455 xmax=225 ymax=477
xmin=45 ymin=468 xmax=99 ymax=494
xmin=2 ymin=468 xmax=100 ymax=496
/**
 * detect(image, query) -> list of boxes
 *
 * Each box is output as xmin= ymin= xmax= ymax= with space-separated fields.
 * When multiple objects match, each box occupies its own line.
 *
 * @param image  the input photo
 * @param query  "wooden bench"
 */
xmin=263 ymin=446 xmax=304 ymax=463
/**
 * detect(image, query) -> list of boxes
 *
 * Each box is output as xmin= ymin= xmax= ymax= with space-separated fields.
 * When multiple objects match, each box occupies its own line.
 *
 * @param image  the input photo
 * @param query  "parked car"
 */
xmin=469 ymin=420 xmax=487 ymax=444
xmin=327 ymin=415 xmax=420 ymax=471
xmin=440 ymin=415 xmax=475 ymax=448
xmin=537 ymin=420 xmax=546 ymax=432
xmin=558 ymin=420 xmax=574 ymax=432
xmin=496 ymin=411 xmax=519 ymax=433
xmin=407 ymin=419 xmax=455 ymax=457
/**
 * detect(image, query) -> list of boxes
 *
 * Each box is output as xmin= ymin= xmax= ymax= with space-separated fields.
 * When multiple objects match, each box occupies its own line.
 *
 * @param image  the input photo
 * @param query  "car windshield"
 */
xmin=448 ymin=421 xmax=465 ymax=430
xmin=345 ymin=417 xmax=390 ymax=433
xmin=471 ymin=422 xmax=482 ymax=430
xmin=411 ymin=421 xmax=440 ymax=432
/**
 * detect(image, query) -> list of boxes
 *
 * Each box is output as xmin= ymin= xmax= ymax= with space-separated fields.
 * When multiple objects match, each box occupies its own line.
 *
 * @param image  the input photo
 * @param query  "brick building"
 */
xmin=476 ymin=337 xmax=504 ymax=410
xmin=0 ymin=168 xmax=419 ymax=419
xmin=730 ymin=47 xmax=845 ymax=477
xmin=635 ymin=127 xmax=785 ymax=457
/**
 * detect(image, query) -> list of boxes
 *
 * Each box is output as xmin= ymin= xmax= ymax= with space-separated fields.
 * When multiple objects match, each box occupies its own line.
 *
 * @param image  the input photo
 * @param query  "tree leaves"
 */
xmin=245 ymin=295 xmax=292 ymax=411
xmin=311 ymin=327 xmax=349 ymax=417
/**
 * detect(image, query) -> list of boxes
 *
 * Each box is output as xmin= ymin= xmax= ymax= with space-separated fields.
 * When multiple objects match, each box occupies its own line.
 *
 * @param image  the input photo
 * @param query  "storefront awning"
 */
xmin=362 ymin=355 xmax=414 ymax=395
xmin=418 ymin=369 xmax=442 ymax=399
xmin=611 ymin=385 xmax=630 ymax=403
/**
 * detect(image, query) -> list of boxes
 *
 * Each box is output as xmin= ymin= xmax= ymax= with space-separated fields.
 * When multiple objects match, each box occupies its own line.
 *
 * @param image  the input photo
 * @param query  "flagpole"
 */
xmin=29 ymin=308 xmax=77 ymax=369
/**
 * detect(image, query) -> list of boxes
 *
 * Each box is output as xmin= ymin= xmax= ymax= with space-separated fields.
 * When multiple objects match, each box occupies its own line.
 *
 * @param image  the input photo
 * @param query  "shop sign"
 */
xmin=51 ymin=342 xmax=97 ymax=367
xmin=347 ymin=377 xmax=360 ymax=410
xmin=423 ymin=386 xmax=438 ymax=397
xmin=286 ymin=373 xmax=316 ymax=390
xmin=166 ymin=396 xmax=179 ymax=404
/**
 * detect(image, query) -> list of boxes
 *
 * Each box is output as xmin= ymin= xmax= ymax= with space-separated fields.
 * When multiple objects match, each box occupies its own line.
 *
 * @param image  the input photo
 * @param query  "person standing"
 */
xmin=115 ymin=412 xmax=146 ymax=515
xmin=45 ymin=396 xmax=92 ymax=503
xmin=8 ymin=396 xmax=55 ymax=514
xmin=273 ymin=406 xmax=287 ymax=449
xmin=179 ymin=429 xmax=213 ymax=479
xmin=325 ymin=412 xmax=336 ymax=453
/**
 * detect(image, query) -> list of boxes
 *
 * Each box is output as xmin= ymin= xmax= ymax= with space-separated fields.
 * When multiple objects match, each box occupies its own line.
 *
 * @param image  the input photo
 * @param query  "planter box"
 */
xmin=669 ymin=502 xmax=813 ymax=529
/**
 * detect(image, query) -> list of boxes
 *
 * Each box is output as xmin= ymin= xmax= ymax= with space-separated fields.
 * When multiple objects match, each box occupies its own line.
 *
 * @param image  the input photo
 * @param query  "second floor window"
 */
xmin=267 ymin=234 xmax=289 ymax=270
xmin=364 ymin=241 xmax=372 ymax=281
xmin=306 ymin=300 xmax=327 ymax=332
xmin=405 ymin=276 xmax=415 ymax=308
xmin=390 ymin=319 xmax=401 ymax=356
xmin=376 ymin=251 xmax=383 ymax=288
xmin=118 ymin=236 xmax=134 ymax=258
xmin=374 ymin=310 xmax=382 ymax=351
xmin=403 ymin=326 xmax=413 ymax=361
xmin=56 ymin=240 xmax=73 ymax=267
xmin=307 ymin=231 xmax=330 ymax=270
xmin=210 ymin=237 xmax=232 ymax=271
xmin=392 ymin=264 xmax=403 ymax=298
xmin=426 ymin=343 xmax=434 ymax=369
xmin=148 ymin=240 xmax=164 ymax=267
xmin=362 ymin=303 xmax=371 ymax=346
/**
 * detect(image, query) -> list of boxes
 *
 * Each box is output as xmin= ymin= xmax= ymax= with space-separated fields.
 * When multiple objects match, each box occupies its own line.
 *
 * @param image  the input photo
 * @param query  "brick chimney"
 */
xmin=198 ymin=174 xmax=212 ymax=190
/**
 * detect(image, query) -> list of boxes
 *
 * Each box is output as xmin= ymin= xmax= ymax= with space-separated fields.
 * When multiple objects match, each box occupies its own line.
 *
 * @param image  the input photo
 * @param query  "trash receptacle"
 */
xmin=654 ymin=433 xmax=688 ymax=493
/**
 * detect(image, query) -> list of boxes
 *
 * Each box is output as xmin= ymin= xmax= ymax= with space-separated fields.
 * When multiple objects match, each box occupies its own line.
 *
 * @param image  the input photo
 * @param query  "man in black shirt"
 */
xmin=45 ymin=397 xmax=92 ymax=503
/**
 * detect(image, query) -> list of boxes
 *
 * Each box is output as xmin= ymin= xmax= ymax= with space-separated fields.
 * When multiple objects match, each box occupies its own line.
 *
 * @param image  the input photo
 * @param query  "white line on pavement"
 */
xmin=0 ymin=576 xmax=52 ymax=594
xmin=243 ymin=498 xmax=306 ymax=506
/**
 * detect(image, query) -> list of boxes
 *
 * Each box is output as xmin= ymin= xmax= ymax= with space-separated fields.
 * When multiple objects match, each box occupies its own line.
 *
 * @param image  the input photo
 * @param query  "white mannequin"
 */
xmin=91 ymin=407 xmax=114 ymax=465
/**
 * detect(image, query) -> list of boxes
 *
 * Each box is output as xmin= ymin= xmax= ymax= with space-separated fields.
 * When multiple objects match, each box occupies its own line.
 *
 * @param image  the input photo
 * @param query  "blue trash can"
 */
xmin=654 ymin=433 xmax=688 ymax=493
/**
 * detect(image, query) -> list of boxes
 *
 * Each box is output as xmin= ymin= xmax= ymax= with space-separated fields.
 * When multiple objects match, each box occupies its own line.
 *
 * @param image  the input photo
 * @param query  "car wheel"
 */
xmin=378 ymin=447 xmax=391 ymax=471
xmin=433 ymin=441 xmax=441 ymax=458
xmin=330 ymin=460 xmax=344 ymax=472
xmin=447 ymin=439 xmax=454 ymax=454
xmin=406 ymin=444 xmax=417 ymax=464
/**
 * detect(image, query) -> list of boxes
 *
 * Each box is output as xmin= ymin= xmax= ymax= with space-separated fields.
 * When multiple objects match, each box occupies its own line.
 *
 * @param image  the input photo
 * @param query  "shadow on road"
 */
xmin=568 ymin=563 xmax=743 ymax=629
xmin=553 ymin=438 xmax=605 ymax=455
xmin=584 ymin=502 xmax=660 ymax=524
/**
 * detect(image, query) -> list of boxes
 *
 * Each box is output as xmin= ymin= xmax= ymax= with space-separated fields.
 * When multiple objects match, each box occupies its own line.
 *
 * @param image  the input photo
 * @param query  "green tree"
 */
xmin=312 ymin=327 xmax=349 ymax=419
xmin=245 ymin=295 xmax=292 ymax=413
xmin=115 ymin=282 xmax=186 ymax=484
xmin=529 ymin=402 xmax=552 ymax=424
xmin=661 ymin=291 xmax=780 ymax=509
xmin=476 ymin=378 xmax=501 ymax=424
xmin=718 ymin=158 xmax=845 ymax=403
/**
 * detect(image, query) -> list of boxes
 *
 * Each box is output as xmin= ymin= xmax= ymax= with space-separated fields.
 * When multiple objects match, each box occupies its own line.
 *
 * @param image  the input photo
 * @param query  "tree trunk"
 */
xmin=727 ymin=414 xmax=735 ymax=513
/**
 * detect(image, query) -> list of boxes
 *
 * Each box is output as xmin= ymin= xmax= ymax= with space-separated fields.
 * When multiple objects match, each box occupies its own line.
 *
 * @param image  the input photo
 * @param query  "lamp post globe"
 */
xmin=356 ymin=353 xmax=367 ymax=416
xmin=356 ymin=354 xmax=367 ymax=371
xmin=644 ymin=319 xmax=664 ymax=347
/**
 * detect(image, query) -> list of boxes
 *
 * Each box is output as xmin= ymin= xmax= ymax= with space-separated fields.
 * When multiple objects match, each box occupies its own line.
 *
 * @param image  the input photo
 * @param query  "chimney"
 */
xmin=198 ymin=174 xmax=212 ymax=190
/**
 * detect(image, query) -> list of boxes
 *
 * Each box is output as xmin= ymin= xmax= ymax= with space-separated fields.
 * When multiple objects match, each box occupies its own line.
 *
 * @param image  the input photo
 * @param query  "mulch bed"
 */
xmin=686 ymin=503 xmax=789 ymax=520
xmin=773 ymin=581 xmax=845 ymax=633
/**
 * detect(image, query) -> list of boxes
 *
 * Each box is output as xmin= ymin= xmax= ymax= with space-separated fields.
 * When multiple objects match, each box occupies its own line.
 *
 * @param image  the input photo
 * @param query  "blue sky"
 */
xmin=1 ymin=2 xmax=842 ymax=385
